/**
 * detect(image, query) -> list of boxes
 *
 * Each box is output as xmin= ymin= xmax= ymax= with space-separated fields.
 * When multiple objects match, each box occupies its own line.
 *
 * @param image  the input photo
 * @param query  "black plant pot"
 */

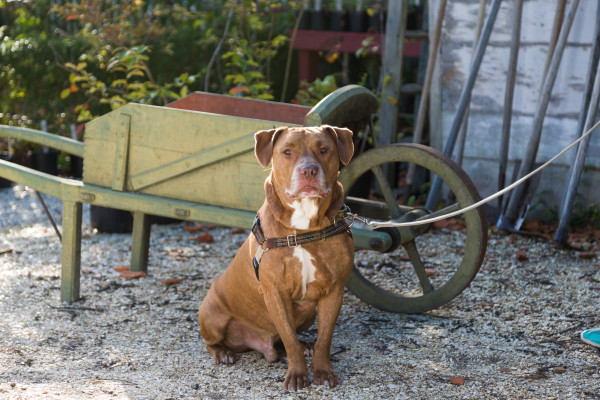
xmin=349 ymin=10 xmax=367 ymax=32
xmin=0 ymin=153 xmax=13 ymax=188
xmin=308 ymin=9 xmax=328 ymax=31
xmin=32 ymin=150 xmax=59 ymax=176
xmin=330 ymin=10 xmax=347 ymax=31
xmin=367 ymin=11 xmax=386 ymax=33
xmin=90 ymin=205 xmax=133 ymax=233
xmin=298 ymin=9 xmax=311 ymax=30
xmin=70 ymin=156 xmax=83 ymax=179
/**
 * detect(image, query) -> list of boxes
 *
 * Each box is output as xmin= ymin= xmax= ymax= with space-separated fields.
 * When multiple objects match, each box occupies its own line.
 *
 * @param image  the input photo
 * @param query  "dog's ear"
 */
xmin=254 ymin=127 xmax=287 ymax=168
xmin=323 ymin=125 xmax=354 ymax=166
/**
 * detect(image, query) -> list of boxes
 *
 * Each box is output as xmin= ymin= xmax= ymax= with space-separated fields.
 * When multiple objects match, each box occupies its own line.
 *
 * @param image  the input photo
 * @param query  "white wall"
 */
xmin=429 ymin=0 xmax=600 ymax=220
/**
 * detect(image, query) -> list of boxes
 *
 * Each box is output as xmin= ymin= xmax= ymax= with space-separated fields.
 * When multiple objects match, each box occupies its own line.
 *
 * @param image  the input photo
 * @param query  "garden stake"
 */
xmin=498 ymin=0 xmax=524 ymax=211
xmin=35 ymin=191 xmax=62 ymax=241
xmin=425 ymin=0 xmax=502 ymax=211
xmin=453 ymin=0 xmax=487 ymax=168
xmin=403 ymin=0 xmax=447 ymax=205
xmin=500 ymin=0 xmax=580 ymax=231
xmin=555 ymin=4 xmax=600 ymax=243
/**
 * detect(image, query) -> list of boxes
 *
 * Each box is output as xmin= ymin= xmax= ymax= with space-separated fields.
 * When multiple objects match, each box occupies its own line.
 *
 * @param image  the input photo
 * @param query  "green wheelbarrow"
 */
xmin=0 ymin=85 xmax=487 ymax=313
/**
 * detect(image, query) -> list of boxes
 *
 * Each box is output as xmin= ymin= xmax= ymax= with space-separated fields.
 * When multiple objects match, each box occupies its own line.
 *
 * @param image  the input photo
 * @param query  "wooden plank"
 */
xmin=291 ymin=30 xmax=421 ymax=58
xmin=378 ymin=0 xmax=408 ymax=146
xmin=112 ymin=113 xmax=131 ymax=191
xmin=83 ymin=103 xmax=294 ymax=211
xmin=0 ymin=125 xmax=84 ymax=157
xmin=129 ymin=132 xmax=255 ymax=191
xmin=61 ymin=200 xmax=82 ymax=303
xmin=130 ymin=211 xmax=151 ymax=272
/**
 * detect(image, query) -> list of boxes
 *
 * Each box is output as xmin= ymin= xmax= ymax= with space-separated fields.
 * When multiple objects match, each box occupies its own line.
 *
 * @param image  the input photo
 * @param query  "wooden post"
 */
xmin=378 ymin=0 xmax=408 ymax=147
xmin=130 ymin=211 xmax=151 ymax=272
xmin=61 ymin=200 xmax=82 ymax=303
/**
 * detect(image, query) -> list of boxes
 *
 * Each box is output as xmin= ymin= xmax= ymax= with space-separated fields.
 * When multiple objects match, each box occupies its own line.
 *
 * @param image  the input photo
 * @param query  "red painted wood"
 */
xmin=291 ymin=30 xmax=421 ymax=84
xmin=167 ymin=92 xmax=311 ymax=125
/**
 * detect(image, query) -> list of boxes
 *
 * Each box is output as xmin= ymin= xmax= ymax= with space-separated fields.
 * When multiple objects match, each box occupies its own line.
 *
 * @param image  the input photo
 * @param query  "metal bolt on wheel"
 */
xmin=339 ymin=143 xmax=488 ymax=313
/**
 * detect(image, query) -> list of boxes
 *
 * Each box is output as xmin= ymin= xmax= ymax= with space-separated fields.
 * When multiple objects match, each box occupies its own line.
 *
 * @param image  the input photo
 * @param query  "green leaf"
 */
xmin=60 ymin=88 xmax=71 ymax=99
xmin=126 ymin=69 xmax=146 ymax=79
xmin=111 ymin=79 xmax=128 ymax=87
xmin=179 ymin=85 xmax=188 ymax=97
xmin=233 ymin=74 xmax=247 ymax=84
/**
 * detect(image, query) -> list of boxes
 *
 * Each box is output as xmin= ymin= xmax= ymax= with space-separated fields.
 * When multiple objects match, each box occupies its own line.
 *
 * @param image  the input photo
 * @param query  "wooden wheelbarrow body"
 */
xmin=0 ymin=86 xmax=380 ymax=303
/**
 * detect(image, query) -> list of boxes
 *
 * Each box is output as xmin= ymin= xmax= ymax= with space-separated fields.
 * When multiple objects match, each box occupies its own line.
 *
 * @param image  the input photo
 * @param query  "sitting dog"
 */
xmin=198 ymin=125 xmax=355 ymax=391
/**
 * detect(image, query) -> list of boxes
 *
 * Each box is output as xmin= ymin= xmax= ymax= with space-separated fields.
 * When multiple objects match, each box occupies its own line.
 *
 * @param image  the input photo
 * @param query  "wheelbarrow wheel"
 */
xmin=339 ymin=143 xmax=488 ymax=313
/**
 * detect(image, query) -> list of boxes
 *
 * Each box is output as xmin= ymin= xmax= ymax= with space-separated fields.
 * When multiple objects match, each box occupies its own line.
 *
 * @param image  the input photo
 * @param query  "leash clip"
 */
xmin=252 ymin=245 xmax=268 ymax=280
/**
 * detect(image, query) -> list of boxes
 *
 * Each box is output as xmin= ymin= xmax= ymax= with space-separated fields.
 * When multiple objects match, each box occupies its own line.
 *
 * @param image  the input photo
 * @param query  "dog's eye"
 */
xmin=320 ymin=146 xmax=329 ymax=154
xmin=283 ymin=149 xmax=292 ymax=156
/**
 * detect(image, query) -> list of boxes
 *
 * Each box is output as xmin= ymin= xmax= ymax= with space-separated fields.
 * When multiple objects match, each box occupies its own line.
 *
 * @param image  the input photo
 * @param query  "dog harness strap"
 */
xmin=250 ymin=215 xmax=352 ymax=281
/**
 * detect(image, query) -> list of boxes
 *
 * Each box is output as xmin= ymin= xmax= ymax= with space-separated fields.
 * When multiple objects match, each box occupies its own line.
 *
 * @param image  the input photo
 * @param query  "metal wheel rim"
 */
xmin=339 ymin=143 xmax=488 ymax=313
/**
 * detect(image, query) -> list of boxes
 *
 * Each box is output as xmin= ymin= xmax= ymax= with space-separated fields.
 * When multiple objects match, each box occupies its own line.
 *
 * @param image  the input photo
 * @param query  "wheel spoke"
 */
xmin=404 ymin=240 xmax=434 ymax=294
xmin=416 ymin=202 xmax=461 ymax=222
xmin=371 ymin=165 xmax=401 ymax=218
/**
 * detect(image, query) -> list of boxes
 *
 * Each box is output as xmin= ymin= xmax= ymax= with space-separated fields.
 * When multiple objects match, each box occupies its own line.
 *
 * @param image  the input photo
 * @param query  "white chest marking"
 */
xmin=290 ymin=198 xmax=319 ymax=230
xmin=293 ymin=246 xmax=316 ymax=298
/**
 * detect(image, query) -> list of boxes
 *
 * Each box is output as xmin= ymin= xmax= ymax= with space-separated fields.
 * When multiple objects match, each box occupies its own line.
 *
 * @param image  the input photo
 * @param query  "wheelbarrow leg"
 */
xmin=61 ymin=200 xmax=82 ymax=303
xmin=130 ymin=211 xmax=151 ymax=273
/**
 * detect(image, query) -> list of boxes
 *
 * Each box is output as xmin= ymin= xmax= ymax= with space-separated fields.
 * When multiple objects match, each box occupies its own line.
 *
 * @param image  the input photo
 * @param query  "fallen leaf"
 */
xmin=196 ymin=233 xmax=214 ymax=243
xmin=230 ymin=227 xmax=245 ymax=234
xmin=516 ymin=251 xmax=528 ymax=261
xmin=578 ymin=251 xmax=596 ymax=259
xmin=425 ymin=268 xmax=436 ymax=277
xmin=182 ymin=224 xmax=204 ymax=233
xmin=114 ymin=266 xmax=130 ymax=272
xmin=449 ymin=376 xmax=465 ymax=385
xmin=162 ymin=278 xmax=182 ymax=286
xmin=82 ymin=269 xmax=93 ymax=274
xmin=553 ymin=367 xmax=566 ymax=374
xmin=433 ymin=219 xmax=449 ymax=229
xmin=120 ymin=271 xmax=146 ymax=279
xmin=175 ymin=257 xmax=186 ymax=262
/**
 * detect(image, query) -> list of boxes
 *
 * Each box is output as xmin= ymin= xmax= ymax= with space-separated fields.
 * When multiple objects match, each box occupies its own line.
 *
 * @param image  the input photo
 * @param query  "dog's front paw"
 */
xmin=314 ymin=369 xmax=339 ymax=388
xmin=284 ymin=369 xmax=310 ymax=391
xmin=300 ymin=341 xmax=314 ymax=357
xmin=208 ymin=346 xmax=239 ymax=365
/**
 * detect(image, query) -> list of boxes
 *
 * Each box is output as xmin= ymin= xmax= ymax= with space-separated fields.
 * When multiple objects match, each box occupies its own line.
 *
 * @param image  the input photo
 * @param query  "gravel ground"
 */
xmin=1 ymin=184 xmax=600 ymax=400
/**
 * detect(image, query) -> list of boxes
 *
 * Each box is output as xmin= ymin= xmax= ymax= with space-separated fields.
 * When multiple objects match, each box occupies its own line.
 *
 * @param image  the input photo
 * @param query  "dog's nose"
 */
xmin=299 ymin=164 xmax=319 ymax=179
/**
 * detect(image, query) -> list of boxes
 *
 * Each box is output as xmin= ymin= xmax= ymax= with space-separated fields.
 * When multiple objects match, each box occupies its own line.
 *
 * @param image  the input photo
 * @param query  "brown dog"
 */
xmin=198 ymin=125 xmax=355 ymax=391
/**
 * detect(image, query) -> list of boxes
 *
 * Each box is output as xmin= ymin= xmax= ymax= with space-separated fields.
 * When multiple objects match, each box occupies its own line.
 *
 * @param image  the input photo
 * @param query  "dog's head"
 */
xmin=254 ymin=125 xmax=354 ymax=201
